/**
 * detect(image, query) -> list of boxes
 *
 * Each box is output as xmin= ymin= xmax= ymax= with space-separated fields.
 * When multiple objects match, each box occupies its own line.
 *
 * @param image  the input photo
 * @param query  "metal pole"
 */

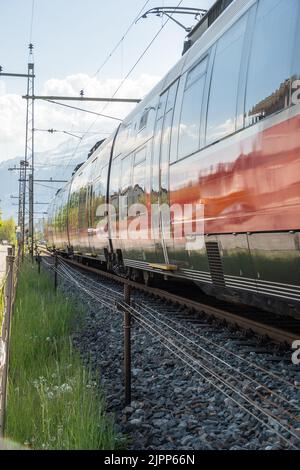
xmin=30 ymin=62 xmax=35 ymax=262
xmin=0 ymin=247 xmax=15 ymax=438
xmin=22 ymin=95 xmax=141 ymax=103
xmin=29 ymin=173 xmax=33 ymax=260
xmin=37 ymin=251 xmax=41 ymax=274
xmin=17 ymin=165 xmax=22 ymax=228
xmin=22 ymin=64 xmax=30 ymax=261
xmin=123 ymin=284 xmax=131 ymax=406
xmin=54 ymin=252 xmax=58 ymax=291
xmin=22 ymin=45 xmax=35 ymax=262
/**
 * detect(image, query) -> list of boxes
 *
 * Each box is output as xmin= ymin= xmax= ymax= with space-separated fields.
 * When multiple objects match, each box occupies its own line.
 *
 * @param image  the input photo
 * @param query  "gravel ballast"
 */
xmin=50 ymin=264 xmax=300 ymax=451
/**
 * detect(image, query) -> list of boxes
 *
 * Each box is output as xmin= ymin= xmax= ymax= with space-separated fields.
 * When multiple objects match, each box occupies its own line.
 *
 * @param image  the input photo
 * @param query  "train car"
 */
xmin=47 ymin=0 xmax=300 ymax=318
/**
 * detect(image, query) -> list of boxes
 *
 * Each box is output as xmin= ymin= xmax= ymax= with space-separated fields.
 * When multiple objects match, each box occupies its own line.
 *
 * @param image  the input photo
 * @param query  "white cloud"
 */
xmin=0 ymin=72 xmax=161 ymax=162
xmin=0 ymin=81 xmax=6 ymax=96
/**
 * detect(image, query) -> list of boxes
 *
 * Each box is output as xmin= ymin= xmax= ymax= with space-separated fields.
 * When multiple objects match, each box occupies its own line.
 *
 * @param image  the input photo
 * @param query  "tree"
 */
xmin=0 ymin=217 xmax=16 ymax=244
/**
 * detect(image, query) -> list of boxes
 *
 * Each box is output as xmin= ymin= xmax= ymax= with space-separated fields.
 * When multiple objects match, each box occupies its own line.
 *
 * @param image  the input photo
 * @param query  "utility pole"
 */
xmin=23 ymin=44 xmax=35 ymax=260
xmin=23 ymin=44 xmax=34 ymax=259
xmin=28 ymin=173 xmax=34 ymax=251
xmin=0 ymin=55 xmax=35 ymax=259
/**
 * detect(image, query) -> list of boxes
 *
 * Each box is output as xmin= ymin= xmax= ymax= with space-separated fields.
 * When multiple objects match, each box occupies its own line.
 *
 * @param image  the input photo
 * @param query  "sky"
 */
xmin=0 ymin=0 xmax=214 ymax=163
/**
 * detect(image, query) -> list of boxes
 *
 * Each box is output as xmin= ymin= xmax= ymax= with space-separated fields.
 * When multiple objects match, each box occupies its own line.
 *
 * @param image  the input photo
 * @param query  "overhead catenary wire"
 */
xmin=92 ymin=0 xmax=152 ymax=78
xmin=35 ymin=182 xmax=62 ymax=191
xmin=85 ymin=0 xmax=185 ymax=136
xmin=29 ymin=0 xmax=35 ymax=43
xmin=60 ymin=0 xmax=185 ymax=178
xmin=45 ymin=100 xmax=122 ymax=122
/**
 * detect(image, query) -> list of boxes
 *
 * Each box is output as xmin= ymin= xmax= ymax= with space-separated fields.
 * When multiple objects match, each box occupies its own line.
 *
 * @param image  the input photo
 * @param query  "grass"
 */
xmin=0 ymin=271 xmax=6 ymax=336
xmin=5 ymin=259 xmax=116 ymax=450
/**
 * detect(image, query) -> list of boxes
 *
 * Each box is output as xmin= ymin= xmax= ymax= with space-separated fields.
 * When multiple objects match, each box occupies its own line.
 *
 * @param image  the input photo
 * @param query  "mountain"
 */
xmin=0 ymin=135 xmax=98 ymax=223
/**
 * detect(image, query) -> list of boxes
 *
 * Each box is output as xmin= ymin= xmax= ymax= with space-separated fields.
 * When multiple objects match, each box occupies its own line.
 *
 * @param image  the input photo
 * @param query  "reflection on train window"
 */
xmin=121 ymin=155 xmax=133 ymax=193
xmin=206 ymin=13 xmax=248 ymax=145
xmin=245 ymin=0 xmax=297 ymax=127
xmin=92 ymin=164 xmax=108 ymax=226
xmin=160 ymin=110 xmax=173 ymax=198
xmin=109 ymin=156 xmax=121 ymax=216
xmin=178 ymin=58 xmax=207 ymax=159
xmin=151 ymin=119 xmax=163 ymax=201
xmin=157 ymin=93 xmax=167 ymax=121
xmin=165 ymin=81 xmax=178 ymax=113
xmin=134 ymin=146 xmax=147 ymax=166
xmin=114 ymin=123 xmax=132 ymax=156
xmin=120 ymin=155 xmax=134 ymax=217
xmin=139 ymin=110 xmax=149 ymax=131
xmin=132 ymin=161 xmax=146 ymax=206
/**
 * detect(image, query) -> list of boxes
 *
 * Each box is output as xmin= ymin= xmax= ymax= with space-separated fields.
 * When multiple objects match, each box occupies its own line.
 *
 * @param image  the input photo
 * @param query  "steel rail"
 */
xmin=38 ymin=247 xmax=300 ymax=345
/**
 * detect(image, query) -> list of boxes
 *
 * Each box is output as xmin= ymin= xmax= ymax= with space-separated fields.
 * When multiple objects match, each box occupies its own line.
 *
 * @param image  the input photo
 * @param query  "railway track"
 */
xmin=38 ymin=249 xmax=300 ymax=450
xmin=38 ymin=247 xmax=300 ymax=346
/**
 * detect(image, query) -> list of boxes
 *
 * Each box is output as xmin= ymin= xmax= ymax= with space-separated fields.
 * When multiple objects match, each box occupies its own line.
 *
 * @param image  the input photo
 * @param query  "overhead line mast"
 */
xmin=0 ymin=47 xmax=36 ymax=259
xmin=24 ymin=43 xmax=35 ymax=261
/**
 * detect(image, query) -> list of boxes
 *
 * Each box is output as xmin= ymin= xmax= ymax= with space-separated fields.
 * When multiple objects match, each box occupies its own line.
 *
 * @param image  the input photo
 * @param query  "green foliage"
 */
xmin=0 ymin=217 xmax=16 ymax=244
xmin=6 ymin=260 xmax=116 ymax=450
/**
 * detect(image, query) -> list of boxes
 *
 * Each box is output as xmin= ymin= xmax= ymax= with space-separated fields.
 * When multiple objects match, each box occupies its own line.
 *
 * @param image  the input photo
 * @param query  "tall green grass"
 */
xmin=0 ymin=276 xmax=6 ymax=337
xmin=5 ymin=260 xmax=116 ymax=450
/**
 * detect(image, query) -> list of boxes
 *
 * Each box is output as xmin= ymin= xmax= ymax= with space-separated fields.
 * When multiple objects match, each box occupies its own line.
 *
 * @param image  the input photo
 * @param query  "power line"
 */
xmin=35 ymin=182 xmax=61 ymax=190
xmin=29 ymin=0 xmax=35 ymax=43
xmin=92 ymin=0 xmax=151 ymax=78
xmin=52 ymin=1 xmax=153 ymax=181
xmin=85 ymin=0 xmax=185 ymax=137
xmin=45 ymin=99 xmax=123 ymax=121
xmin=34 ymin=128 xmax=83 ymax=140
xmin=58 ymin=0 xmax=184 ymax=180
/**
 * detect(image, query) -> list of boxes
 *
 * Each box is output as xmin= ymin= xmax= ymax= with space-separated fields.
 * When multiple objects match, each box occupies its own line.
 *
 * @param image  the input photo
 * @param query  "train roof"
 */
xmin=123 ymin=0 xmax=251 ymax=125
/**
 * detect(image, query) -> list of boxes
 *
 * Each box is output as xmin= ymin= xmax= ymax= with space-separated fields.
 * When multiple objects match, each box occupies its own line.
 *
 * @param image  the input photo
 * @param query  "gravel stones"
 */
xmin=54 ymin=269 xmax=300 ymax=451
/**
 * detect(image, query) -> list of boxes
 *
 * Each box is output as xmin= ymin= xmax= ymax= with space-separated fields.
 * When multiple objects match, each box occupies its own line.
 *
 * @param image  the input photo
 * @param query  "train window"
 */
xmin=92 ymin=165 xmax=108 ymax=226
xmin=114 ymin=123 xmax=132 ymax=157
xmin=160 ymin=110 xmax=173 ymax=198
xmin=178 ymin=58 xmax=208 ymax=159
xmin=151 ymin=118 xmax=163 ymax=202
xmin=165 ymin=81 xmax=178 ymax=113
xmin=139 ymin=110 xmax=149 ymax=131
xmin=109 ymin=156 xmax=121 ymax=217
xmin=134 ymin=146 xmax=147 ymax=166
xmin=132 ymin=161 xmax=146 ymax=206
xmin=245 ymin=0 xmax=298 ymax=127
xmin=206 ymin=13 xmax=248 ymax=146
xmin=186 ymin=58 xmax=207 ymax=89
xmin=157 ymin=93 xmax=168 ymax=121
xmin=120 ymin=155 xmax=133 ymax=194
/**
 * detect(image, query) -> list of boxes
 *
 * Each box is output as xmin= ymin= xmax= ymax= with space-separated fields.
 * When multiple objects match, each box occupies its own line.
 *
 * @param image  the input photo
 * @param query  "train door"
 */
xmin=151 ymin=80 xmax=179 ymax=265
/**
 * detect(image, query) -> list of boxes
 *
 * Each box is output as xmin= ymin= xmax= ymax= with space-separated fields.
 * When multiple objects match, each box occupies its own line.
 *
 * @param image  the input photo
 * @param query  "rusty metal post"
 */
xmin=54 ymin=252 xmax=58 ymax=291
xmin=0 ymin=247 xmax=15 ymax=438
xmin=37 ymin=252 xmax=41 ymax=274
xmin=123 ymin=284 xmax=131 ymax=406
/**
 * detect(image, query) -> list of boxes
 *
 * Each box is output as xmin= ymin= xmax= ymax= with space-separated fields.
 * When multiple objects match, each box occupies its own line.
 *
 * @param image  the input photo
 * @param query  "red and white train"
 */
xmin=46 ymin=0 xmax=300 ymax=318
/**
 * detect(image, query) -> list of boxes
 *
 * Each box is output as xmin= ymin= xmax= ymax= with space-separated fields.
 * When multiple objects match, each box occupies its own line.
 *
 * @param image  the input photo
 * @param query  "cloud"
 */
xmin=0 ymin=72 xmax=161 ymax=162
xmin=0 ymin=81 xmax=6 ymax=96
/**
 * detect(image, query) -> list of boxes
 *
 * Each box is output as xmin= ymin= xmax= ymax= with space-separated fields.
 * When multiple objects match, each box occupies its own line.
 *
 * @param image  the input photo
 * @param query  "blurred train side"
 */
xmin=46 ymin=0 xmax=300 ymax=318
